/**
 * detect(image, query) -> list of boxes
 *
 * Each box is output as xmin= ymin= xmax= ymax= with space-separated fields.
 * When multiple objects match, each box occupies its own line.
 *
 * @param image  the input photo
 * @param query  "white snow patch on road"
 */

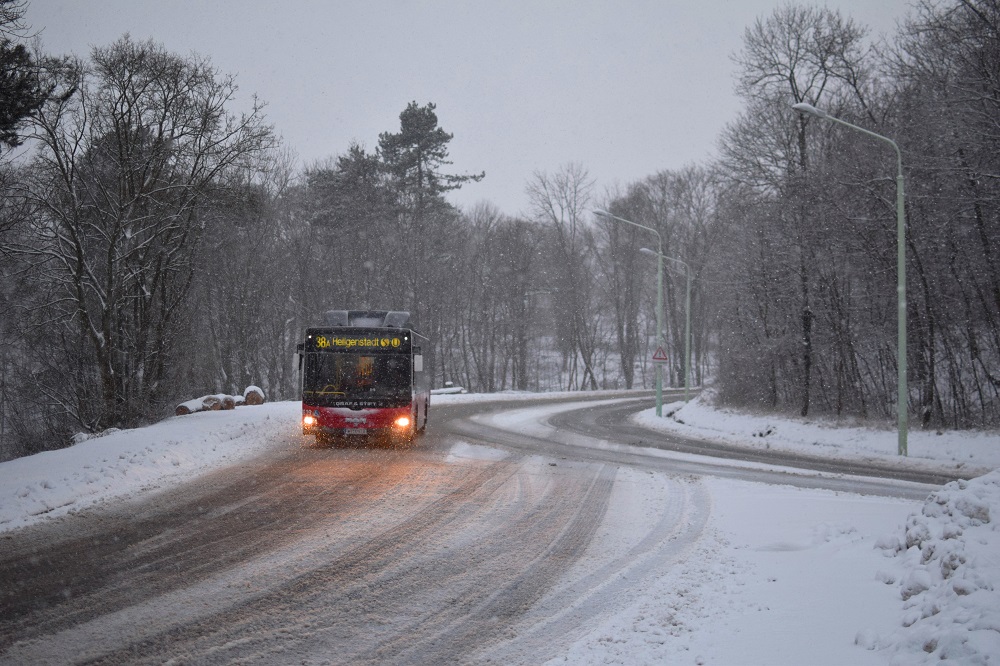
xmin=445 ymin=440 xmax=510 ymax=462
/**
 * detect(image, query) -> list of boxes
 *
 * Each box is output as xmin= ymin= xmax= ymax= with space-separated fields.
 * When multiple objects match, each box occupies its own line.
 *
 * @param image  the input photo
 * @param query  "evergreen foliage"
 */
xmin=0 ymin=0 xmax=45 ymax=153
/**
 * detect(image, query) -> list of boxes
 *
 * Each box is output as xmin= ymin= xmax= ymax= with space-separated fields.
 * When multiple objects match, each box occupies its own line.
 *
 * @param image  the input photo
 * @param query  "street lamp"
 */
xmin=593 ymin=209 xmax=664 ymax=416
xmin=640 ymin=248 xmax=692 ymax=402
xmin=792 ymin=102 xmax=908 ymax=456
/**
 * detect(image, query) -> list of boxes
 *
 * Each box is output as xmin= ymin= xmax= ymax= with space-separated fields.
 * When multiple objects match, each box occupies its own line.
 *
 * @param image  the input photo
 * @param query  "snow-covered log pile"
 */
xmin=242 ymin=385 xmax=265 ymax=406
xmin=868 ymin=469 xmax=1000 ymax=663
xmin=175 ymin=386 xmax=265 ymax=416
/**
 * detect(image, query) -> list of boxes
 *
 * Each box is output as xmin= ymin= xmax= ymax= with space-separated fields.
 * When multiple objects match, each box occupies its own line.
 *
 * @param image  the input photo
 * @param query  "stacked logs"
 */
xmin=175 ymin=386 xmax=265 ymax=416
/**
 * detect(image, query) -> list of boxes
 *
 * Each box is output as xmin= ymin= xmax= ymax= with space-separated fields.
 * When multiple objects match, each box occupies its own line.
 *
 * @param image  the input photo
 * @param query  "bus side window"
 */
xmin=414 ymin=347 xmax=423 ymax=372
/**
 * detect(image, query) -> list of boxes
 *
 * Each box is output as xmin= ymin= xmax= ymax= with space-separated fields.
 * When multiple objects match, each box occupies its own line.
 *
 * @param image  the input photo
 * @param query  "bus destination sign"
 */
xmin=308 ymin=331 xmax=408 ymax=352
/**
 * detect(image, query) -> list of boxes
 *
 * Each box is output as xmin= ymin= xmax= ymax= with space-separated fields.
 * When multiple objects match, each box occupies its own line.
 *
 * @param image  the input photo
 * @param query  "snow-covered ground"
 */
xmin=472 ymin=391 xmax=1000 ymax=664
xmin=637 ymin=388 xmax=1000 ymax=478
xmin=1 ymin=391 xmax=997 ymax=664
xmin=0 ymin=402 xmax=294 ymax=533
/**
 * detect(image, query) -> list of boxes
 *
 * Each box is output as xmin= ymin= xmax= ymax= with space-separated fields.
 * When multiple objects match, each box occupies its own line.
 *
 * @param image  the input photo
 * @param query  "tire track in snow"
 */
xmin=19 ymin=454 xmax=522 ymax=664
xmin=0 ymin=445 xmax=474 ymax=659
xmin=89 ymin=457 xmax=615 ymax=665
xmin=476 ymin=474 xmax=711 ymax=663
xmin=4 ymin=395 xmax=722 ymax=665
xmin=362 ymin=462 xmax=617 ymax=665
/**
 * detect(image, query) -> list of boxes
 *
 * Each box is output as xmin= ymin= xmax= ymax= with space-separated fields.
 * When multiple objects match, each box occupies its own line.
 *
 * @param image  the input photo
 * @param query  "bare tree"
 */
xmin=721 ymin=5 xmax=876 ymax=417
xmin=712 ymin=0 xmax=1000 ymax=428
xmin=186 ymin=147 xmax=299 ymax=400
xmin=527 ymin=163 xmax=599 ymax=390
xmin=888 ymin=0 xmax=1000 ymax=425
xmin=6 ymin=36 xmax=274 ymax=435
xmin=592 ymin=189 xmax=644 ymax=389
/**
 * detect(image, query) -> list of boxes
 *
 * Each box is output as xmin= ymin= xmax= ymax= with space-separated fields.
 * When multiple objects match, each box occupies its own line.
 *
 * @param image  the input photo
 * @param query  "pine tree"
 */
xmin=377 ymin=101 xmax=483 ymax=218
xmin=0 ymin=0 xmax=46 ymax=154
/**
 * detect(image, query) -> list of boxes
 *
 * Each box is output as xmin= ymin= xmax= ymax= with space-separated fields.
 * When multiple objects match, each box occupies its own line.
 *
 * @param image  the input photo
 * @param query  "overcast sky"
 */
xmin=25 ymin=1 xmax=915 ymax=215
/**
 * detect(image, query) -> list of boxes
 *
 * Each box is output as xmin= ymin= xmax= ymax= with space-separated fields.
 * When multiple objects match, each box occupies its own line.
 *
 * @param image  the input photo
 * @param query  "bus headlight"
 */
xmin=393 ymin=416 xmax=411 ymax=429
xmin=303 ymin=415 xmax=317 ymax=427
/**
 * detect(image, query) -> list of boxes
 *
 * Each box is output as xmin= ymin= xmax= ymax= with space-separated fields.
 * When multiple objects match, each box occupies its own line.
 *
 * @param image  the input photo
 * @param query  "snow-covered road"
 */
xmin=0 ymin=392 xmax=997 ymax=664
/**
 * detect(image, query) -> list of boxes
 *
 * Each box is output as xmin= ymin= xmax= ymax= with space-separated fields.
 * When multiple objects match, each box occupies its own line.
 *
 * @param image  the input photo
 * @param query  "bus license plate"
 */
xmin=345 ymin=428 xmax=367 ymax=436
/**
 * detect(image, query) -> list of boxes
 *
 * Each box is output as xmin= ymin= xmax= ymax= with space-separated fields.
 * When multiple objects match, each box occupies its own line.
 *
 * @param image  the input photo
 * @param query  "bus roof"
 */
xmin=322 ymin=310 xmax=413 ymax=328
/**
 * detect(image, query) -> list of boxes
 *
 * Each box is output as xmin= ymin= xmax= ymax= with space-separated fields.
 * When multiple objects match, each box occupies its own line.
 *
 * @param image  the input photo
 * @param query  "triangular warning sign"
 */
xmin=652 ymin=346 xmax=669 ymax=362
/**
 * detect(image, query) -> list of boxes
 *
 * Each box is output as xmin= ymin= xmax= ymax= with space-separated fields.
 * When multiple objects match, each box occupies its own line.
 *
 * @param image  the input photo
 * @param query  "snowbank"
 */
xmin=0 ymin=402 xmax=299 ymax=533
xmin=869 ymin=470 xmax=1000 ymax=664
xmin=634 ymin=389 xmax=1000 ymax=476
xmin=634 ymin=389 xmax=999 ymax=664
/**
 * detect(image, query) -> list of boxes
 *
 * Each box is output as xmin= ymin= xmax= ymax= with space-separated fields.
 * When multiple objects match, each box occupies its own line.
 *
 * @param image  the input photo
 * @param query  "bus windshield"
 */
xmin=303 ymin=352 xmax=411 ymax=406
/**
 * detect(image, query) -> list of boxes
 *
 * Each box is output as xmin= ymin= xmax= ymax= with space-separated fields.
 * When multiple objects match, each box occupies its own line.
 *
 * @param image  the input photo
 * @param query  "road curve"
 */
xmin=441 ymin=392 xmax=950 ymax=500
xmin=0 ymin=391 xmax=952 ymax=664
xmin=547 ymin=396 xmax=966 ymax=487
xmin=0 ymin=393 xmax=709 ymax=665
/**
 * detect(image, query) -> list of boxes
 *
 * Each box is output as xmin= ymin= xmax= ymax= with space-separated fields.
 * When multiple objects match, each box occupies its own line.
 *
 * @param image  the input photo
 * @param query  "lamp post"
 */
xmin=594 ymin=209 xmax=664 ymax=416
xmin=640 ymin=248 xmax=692 ymax=402
xmin=792 ymin=102 xmax=908 ymax=456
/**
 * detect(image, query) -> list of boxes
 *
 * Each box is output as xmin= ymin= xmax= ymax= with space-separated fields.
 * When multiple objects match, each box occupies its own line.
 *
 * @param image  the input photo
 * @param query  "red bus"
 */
xmin=297 ymin=310 xmax=430 ymax=446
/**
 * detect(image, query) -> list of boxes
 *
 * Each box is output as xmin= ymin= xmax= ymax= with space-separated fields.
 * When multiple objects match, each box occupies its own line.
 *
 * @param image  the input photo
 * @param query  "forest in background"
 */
xmin=0 ymin=0 xmax=997 ymax=459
